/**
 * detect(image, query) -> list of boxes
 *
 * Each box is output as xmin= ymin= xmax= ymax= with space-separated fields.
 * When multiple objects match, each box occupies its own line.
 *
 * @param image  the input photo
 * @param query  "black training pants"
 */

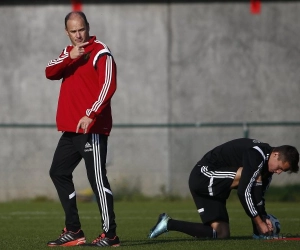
xmin=49 ymin=132 xmax=116 ymax=233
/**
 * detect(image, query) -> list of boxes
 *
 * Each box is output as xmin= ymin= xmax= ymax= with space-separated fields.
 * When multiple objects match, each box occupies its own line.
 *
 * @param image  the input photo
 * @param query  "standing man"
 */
xmin=148 ymin=138 xmax=299 ymax=239
xmin=45 ymin=11 xmax=120 ymax=247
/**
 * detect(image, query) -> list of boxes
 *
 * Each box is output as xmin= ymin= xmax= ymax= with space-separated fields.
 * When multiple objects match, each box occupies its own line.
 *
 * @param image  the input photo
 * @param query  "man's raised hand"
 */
xmin=70 ymin=42 xmax=89 ymax=59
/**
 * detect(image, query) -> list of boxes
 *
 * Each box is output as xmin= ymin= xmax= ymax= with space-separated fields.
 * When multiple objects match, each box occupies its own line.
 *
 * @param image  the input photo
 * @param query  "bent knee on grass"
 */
xmin=217 ymin=231 xmax=230 ymax=239
xmin=211 ymin=221 xmax=230 ymax=239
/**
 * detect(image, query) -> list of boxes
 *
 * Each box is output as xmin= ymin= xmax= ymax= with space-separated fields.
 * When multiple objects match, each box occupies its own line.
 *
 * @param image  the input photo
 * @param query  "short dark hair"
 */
xmin=274 ymin=145 xmax=299 ymax=173
xmin=64 ymin=11 xmax=89 ymax=29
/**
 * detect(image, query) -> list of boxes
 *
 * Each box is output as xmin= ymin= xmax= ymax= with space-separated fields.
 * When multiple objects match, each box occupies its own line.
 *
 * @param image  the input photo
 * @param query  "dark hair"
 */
xmin=64 ymin=11 xmax=89 ymax=29
xmin=274 ymin=145 xmax=299 ymax=173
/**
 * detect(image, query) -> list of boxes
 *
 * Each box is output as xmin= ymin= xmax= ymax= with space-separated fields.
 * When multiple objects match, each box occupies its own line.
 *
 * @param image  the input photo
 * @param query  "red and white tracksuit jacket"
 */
xmin=45 ymin=36 xmax=117 ymax=135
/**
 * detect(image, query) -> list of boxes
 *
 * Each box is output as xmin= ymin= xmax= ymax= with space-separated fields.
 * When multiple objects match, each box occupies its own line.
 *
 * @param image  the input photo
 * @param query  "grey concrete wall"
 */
xmin=0 ymin=2 xmax=300 ymax=201
xmin=168 ymin=2 xmax=300 ymax=195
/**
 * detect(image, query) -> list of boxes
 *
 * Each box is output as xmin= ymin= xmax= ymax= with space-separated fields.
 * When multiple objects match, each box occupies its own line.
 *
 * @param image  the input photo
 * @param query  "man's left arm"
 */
xmin=76 ymin=53 xmax=117 ymax=133
xmin=86 ymin=53 xmax=117 ymax=119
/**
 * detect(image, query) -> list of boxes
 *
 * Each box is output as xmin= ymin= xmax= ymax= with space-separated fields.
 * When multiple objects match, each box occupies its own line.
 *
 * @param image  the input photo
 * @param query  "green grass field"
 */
xmin=1 ymin=199 xmax=300 ymax=250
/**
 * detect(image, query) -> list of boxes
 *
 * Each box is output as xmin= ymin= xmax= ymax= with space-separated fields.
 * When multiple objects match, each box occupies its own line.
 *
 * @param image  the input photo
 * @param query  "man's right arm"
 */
xmin=237 ymin=148 xmax=264 ymax=218
xmin=45 ymin=47 xmax=72 ymax=80
xmin=237 ymin=148 xmax=272 ymax=235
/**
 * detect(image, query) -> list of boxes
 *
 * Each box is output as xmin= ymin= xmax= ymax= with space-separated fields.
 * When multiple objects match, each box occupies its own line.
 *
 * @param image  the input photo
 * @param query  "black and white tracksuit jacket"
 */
xmin=202 ymin=138 xmax=274 ymax=218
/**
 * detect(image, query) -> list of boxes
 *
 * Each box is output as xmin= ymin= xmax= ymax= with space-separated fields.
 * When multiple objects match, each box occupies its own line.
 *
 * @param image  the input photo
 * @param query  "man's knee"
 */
xmin=49 ymin=167 xmax=63 ymax=179
xmin=217 ymin=229 xmax=230 ymax=238
xmin=210 ymin=221 xmax=230 ymax=239
xmin=49 ymin=168 xmax=55 ymax=178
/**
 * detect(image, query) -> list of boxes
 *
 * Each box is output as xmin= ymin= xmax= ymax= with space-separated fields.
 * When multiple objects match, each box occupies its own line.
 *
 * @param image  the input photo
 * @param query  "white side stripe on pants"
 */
xmin=92 ymin=134 xmax=110 ymax=232
xmin=69 ymin=191 xmax=76 ymax=199
xmin=201 ymin=166 xmax=236 ymax=196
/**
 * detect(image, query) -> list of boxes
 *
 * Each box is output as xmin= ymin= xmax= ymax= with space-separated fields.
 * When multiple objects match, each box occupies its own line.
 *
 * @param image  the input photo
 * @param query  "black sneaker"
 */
xmin=90 ymin=233 xmax=120 ymax=247
xmin=47 ymin=228 xmax=86 ymax=246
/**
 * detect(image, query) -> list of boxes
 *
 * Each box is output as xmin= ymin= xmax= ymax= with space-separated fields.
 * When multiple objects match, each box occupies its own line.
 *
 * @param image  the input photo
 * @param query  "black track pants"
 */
xmin=49 ymin=132 xmax=116 ymax=234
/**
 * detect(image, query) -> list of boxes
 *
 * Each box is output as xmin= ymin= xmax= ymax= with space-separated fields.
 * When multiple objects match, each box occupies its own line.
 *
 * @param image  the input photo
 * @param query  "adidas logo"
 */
xmin=257 ymin=200 xmax=263 ymax=206
xmin=84 ymin=52 xmax=91 ymax=60
xmin=84 ymin=142 xmax=93 ymax=152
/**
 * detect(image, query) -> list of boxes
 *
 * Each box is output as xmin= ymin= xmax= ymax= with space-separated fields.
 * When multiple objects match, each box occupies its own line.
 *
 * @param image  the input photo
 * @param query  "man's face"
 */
xmin=65 ymin=15 xmax=89 ymax=46
xmin=268 ymin=152 xmax=290 ymax=174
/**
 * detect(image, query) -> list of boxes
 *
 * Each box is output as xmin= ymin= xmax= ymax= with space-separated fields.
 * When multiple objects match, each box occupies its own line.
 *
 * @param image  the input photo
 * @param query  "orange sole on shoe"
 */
xmin=48 ymin=237 xmax=86 ymax=247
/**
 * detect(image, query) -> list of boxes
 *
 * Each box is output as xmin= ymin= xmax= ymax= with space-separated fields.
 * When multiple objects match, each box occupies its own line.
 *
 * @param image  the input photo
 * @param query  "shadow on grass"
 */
xmin=77 ymin=235 xmax=300 ymax=248
xmin=117 ymin=236 xmax=253 ymax=247
xmin=76 ymin=236 xmax=259 ymax=248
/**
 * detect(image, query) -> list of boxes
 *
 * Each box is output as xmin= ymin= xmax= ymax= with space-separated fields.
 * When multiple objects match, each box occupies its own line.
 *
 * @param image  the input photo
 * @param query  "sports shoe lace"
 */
xmin=92 ymin=233 xmax=106 ymax=243
xmin=59 ymin=228 xmax=68 ymax=237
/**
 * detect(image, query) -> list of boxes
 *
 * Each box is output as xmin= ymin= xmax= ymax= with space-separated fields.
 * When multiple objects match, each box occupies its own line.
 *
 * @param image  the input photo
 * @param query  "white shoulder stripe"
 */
xmin=253 ymin=146 xmax=266 ymax=159
xmin=93 ymin=48 xmax=111 ymax=67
